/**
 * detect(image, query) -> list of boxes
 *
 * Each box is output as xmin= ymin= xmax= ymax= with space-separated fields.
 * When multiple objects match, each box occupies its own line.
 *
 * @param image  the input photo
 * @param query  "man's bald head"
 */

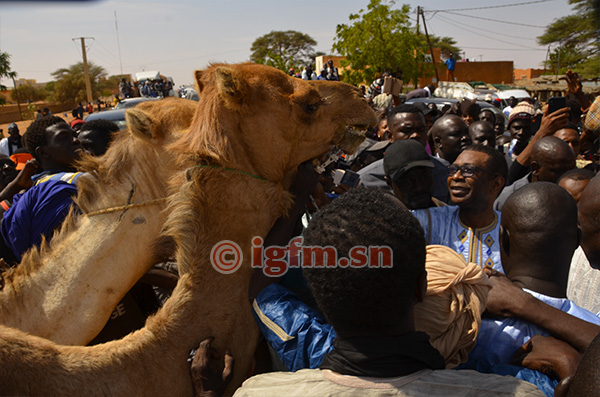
xmin=501 ymin=182 xmax=578 ymax=286
xmin=431 ymin=115 xmax=471 ymax=164
xmin=578 ymin=175 xmax=600 ymax=269
xmin=530 ymin=136 xmax=576 ymax=183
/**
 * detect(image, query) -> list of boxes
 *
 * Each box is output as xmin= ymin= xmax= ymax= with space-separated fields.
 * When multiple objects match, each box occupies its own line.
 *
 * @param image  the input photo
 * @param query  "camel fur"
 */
xmin=0 ymin=63 xmax=376 ymax=395
xmin=0 ymin=98 xmax=197 ymax=345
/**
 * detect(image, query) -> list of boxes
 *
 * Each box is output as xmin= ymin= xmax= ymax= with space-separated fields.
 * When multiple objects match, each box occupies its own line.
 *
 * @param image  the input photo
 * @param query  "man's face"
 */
xmin=377 ymin=119 xmax=389 ymax=140
xmin=389 ymin=112 xmax=427 ymax=146
xmin=508 ymin=97 xmax=518 ymax=108
xmin=554 ymin=128 xmax=581 ymax=157
xmin=436 ymin=118 xmax=471 ymax=164
xmin=494 ymin=118 xmax=505 ymax=137
xmin=42 ymin=122 xmax=83 ymax=168
xmin=8 ymin=127 xmax=20 ymax=139
xmin=469 ymin=122 xmax=495 ymax=147
xmin=447 ymin=150 xmax=497 ymax=208
xmin=479 ymin=110 xmax=495 ymax=125
xmin=391 ymin=167 xmax=434 ymax=210
xmin=509 ymin=119 xmax=532 ymax=145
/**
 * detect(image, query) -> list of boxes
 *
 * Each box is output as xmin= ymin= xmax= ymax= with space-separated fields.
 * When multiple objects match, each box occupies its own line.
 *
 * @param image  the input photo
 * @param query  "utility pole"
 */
xmin=419 ymin=7 xmax=439 ymax=83
xmin=416 ymin=6 xmax=420 ymax=34
xmin=73 ymin=37 xmax=94 ymax=105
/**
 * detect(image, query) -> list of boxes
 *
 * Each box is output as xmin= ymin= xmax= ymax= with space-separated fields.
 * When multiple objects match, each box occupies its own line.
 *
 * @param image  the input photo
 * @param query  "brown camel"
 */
xmin=0 ymin=98 xmax=197 ymax=345
xmin=0 ymin=63 xmax=376 ymax=395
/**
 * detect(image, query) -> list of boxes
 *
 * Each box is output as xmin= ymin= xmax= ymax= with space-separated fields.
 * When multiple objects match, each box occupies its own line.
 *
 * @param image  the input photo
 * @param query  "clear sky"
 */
xmin=0 ymin=0 xmax=572 ymax=87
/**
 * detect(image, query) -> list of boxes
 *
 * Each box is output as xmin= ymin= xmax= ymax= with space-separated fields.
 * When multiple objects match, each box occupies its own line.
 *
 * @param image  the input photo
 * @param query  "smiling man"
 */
xmin=412 ymin=144 xmax=507 ymax=272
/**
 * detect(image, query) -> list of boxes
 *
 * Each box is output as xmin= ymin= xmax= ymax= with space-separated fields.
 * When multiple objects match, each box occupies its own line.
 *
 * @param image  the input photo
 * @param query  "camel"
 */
xmin=0 ymin=62 xmax=376 ymax=395
xmin=0 ymin=98 xmax=197 ymax=345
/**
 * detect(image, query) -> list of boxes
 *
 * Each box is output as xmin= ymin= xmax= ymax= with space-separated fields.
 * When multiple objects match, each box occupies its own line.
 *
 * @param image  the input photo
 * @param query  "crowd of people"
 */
xmin=225 ymin=69 xmax=600 ymax=396
xmin=117 ymin=76 xmax=176 ymax=100
xmin=0 ymin=66 xmax=599 ymax=396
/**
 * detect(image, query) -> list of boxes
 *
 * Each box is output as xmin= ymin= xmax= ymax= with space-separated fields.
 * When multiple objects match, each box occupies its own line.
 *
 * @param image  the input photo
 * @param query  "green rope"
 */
xmin=193 ymin=164 xmax=267 ymax=181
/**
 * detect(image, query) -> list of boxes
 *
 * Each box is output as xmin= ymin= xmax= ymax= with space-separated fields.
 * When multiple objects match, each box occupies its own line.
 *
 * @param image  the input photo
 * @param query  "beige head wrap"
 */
xmin=414 ymin=245 xmax=492 ymax=368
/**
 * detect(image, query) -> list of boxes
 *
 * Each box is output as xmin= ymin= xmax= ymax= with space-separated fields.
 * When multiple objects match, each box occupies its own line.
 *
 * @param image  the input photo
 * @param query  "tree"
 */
xmin=537 ymin=0 xmax=599 ymax=77
xmin=429 ymin=36 xmax=462 ymax=61
xmin=250 ymin=30 xmax=319 ymax=72
xmin=0 ymin=51 xmax=17 ymax=91
xmin=332 ymin=0 xmax=426 ymax=86
xmin=10 ymin=84 xmax=47 ymax=103
xmin=50 ymin=62 xmax=107 ymax=104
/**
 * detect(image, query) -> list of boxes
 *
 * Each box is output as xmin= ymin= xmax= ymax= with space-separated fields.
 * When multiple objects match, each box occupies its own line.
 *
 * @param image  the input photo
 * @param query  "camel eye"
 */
xmin=303 ymin=103 xmax=319 ymax=114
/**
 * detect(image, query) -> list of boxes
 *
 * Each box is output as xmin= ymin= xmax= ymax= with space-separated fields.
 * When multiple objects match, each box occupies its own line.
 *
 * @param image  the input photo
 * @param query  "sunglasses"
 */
xmin=447 ymin=164 xmax=495 ymax=177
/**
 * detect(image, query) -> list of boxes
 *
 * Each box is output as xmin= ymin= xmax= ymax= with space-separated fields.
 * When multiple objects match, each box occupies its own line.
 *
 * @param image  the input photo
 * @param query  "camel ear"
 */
xmin=194 ymin=70 xmax=204 ymax=93
xmin=126 ymin=108 xmax=161 ymax=141
xmin=214 ymin=66 xmax=244 ymax=107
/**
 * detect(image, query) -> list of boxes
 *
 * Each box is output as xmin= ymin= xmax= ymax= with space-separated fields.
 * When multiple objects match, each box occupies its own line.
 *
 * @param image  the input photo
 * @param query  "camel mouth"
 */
xmin=334 ymin=125 xmax=369 ymax=154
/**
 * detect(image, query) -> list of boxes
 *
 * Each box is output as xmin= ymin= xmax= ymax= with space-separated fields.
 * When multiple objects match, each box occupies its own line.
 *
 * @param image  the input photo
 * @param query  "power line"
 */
xmin=438 ymin=14 xmax=539 ymax=40
xmin=442 ymin=11 xmax=546 ymax=28
xmin=461 ymin=46 xmax=546 ymax=52
xmin=425 ymin=0 xmax=554 ymax=13
xmin=434 ymin=14 xmax=543 ymax=50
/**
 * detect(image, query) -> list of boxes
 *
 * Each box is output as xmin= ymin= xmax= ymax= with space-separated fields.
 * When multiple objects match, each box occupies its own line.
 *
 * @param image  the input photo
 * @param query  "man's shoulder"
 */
xmin=424 ymin=369 xmax=543 ymax=395
xmin=233 ymin=369 xmax=543 ymax=396
xmin=234 ymin=369 xmax=325 ymax=396
xmin=413 ymin=205 xmax=458 ymax=218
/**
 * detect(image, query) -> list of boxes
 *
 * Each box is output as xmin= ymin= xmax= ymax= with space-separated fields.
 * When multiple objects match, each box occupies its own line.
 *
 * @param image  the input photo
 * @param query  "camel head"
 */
xmin=173 ymin=63 xmax=377 ymax=182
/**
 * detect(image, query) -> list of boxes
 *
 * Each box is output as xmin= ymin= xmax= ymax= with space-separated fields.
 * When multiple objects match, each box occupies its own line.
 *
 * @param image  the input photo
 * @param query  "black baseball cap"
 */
xmin=383 ymin=140 xmax=434 ymax=181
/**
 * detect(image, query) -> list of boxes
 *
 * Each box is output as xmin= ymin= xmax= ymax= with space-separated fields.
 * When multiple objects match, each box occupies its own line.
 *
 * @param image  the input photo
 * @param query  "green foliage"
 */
xmin=537 ymin=0 xmax=599 ymax=77
xmin=50 ymin=62 xmax=107 ymax=104
xmin=250 ymin=30 xmax=319 ymax=72
xmin=0 ymin=51 xmax=17 ymax=91
xmin=332 ymin=0 xmax=425 ymax=86
xmin=429 ymin=36 xmax=462 ymax=61
xmin=11 ymin=84 xmax=48 ymax=103
xmin=98 ymin=75 xmax=122 ymax=97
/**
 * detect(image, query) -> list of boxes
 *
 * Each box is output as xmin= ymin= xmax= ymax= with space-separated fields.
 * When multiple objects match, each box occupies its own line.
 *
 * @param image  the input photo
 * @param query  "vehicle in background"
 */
xmin=114 ymin=97 xmax=161 ymax=110
xmin=494 ymin=89 xmax=532 ymax=106
xmin=405 ymin=97 xmax=508 ymax=126
xmin=84 ymin=109 xmax=127 ymax=130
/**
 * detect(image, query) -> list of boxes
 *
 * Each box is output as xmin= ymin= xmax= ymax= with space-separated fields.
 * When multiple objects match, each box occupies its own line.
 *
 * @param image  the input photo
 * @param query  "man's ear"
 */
xmin=491 ymin=175 xmax=506 ymax=196
xmin=530 ymin=160 xmax=540 ymax=178
xmin=433 ymin=135 xmax=442 ymax=150
xmin=35 ymin=146 xmax=46 ymax=161
xmin=415 ymin=269 xmax=427 ymax=303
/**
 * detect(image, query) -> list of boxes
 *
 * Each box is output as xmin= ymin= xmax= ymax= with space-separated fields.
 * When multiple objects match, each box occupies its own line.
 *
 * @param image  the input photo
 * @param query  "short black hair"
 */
xmin=388 ymin=104 xmax=423 ymax=124
xmin=558 ymin=168 xmax=595 ymax=184
xmin=23 ymin=115 xmax=65 ymax=161
xmin=302 ymin=187 xmax=426 ymax=335
xmin=463 ymin=144 xmax=508 ymax=181
xmin=79 ymin=119 xmax=120 ymax=135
